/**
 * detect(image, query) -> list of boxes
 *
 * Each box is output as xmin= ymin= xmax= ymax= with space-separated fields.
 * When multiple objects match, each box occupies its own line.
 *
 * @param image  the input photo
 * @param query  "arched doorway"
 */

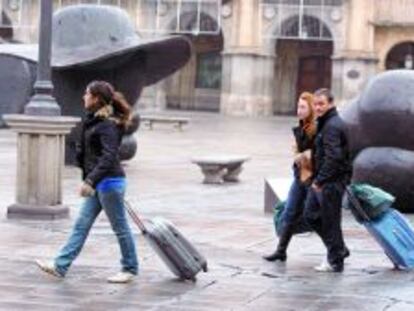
xmin=385 ymin=42 xmax=414 ymax=70
xmin=165 ymin=12 xmax=223 ymax=111
xmin=273 ymin=15 xmax=333 ymax=114
xmin=0 ymin=11 xmax=13 ymax=42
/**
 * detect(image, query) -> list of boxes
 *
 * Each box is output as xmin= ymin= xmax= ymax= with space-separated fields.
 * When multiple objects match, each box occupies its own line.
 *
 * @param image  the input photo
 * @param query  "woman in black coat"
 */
xmin=36 ymin=81 xmax=138 ymax=283
xmin=263 ymin=92 xmax=316 ymax=262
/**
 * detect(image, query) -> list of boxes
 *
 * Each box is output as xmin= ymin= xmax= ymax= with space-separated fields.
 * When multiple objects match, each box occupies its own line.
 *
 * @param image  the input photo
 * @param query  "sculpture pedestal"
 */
xmin=3 ymin=114 xmax=80 ymax=219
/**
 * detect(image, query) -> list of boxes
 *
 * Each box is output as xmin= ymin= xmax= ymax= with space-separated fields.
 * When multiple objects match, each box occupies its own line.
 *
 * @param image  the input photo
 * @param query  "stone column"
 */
xmin=3 ymin=115 xmax=80 ymax=219
xmin=221 ymin=51 xmax=275 ymax=116
xmin=220 ymin=0 xmax=275 ymax=116
xmin=333 ymin=0 xmax=379 ymax=104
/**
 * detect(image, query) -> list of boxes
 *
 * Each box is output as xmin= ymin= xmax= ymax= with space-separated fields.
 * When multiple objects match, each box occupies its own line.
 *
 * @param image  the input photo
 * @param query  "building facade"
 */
xmin=1 ymin=0 xmax=414 ymax=116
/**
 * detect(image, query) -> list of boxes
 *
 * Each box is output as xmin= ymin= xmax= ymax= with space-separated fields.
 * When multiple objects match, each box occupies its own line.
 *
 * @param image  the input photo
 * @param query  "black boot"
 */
xmin=262 ymin=249 xmax=287 ymax=262
xmin=341 ymin=246 xmax=350 ymax=260
xmin=262 ymin=228 xmax=292 ymax=262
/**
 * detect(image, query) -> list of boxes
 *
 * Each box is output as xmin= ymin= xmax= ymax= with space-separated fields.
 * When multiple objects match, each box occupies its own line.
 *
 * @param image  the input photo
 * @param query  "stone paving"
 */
xmin=0 ymin=111 xmax=413 ymax=310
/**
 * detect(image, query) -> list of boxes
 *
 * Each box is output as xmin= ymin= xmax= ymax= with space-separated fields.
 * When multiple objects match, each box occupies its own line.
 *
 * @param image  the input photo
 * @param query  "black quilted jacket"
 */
xmin=76 ymin=112 xmax=125 ymax=188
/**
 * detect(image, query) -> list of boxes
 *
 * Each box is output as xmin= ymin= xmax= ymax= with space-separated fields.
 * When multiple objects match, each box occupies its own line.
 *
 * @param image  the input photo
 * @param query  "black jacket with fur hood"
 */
xmin=76 ymin=105 xmax=125 ymax=188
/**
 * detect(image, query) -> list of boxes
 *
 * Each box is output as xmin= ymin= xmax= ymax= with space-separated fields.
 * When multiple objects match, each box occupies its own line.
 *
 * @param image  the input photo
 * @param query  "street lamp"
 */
xmin=24 ymin=0 xmax=61 ymax=116
xmin=3 ymin=0 xmax=79 ymax=219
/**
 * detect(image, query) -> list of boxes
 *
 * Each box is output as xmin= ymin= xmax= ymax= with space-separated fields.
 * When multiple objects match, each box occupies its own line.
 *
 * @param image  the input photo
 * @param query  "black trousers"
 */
xmin=303 ymin=181 xmax=346 ymax=266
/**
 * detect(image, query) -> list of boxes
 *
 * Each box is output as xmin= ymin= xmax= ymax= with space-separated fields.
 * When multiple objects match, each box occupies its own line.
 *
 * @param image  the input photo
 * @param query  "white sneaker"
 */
xmin=35 ymin=259 xmax=64 ymax=278
xmin=107 ymin=271 xmax=135 ymax=284
xmin=314 ymin=258 xmax=344 ymax=273
xmin=314 ymin=257 xmax=331 ymax=271
xmin=314 ymin=261 xmax=334 ymax=272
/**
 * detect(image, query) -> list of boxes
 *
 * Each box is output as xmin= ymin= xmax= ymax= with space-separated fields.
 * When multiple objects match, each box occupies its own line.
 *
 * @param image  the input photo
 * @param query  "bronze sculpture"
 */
xmin=0 ymin=5 xmax=192 ymax=162
xmin=341 ymin=70 xmax=414 ymax=212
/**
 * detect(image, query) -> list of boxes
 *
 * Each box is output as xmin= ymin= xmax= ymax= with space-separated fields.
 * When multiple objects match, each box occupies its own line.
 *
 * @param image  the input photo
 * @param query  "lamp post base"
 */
xmin=3 ymin=114 xmax=80 ymax=220
xmin=24 ymin=96 xmax=61 ymax=116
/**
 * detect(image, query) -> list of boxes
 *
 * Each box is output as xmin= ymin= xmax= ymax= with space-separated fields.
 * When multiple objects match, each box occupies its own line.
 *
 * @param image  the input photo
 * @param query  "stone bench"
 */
xmin=263 ymin=177 xmax=292 ymax=214
xmin=192 ymin=155 xmax=250 ymax=184
xmin=140 ymin=115 xmax=190 ymax=131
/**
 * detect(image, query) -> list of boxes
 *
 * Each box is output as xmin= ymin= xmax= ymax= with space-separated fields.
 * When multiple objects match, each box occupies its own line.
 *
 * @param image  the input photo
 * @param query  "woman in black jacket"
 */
xmin=263 ymin=92 xmax=316 ymax=262
xmin=36 ymin=81 xmax=138 ymax=283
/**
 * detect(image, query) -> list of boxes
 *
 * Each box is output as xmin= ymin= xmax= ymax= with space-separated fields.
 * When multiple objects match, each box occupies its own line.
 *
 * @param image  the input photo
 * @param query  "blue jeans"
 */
xmin=54 ymin=179 xmax=138 ymax=276
xmin=280 ymin=177 xmax=308 ymax=230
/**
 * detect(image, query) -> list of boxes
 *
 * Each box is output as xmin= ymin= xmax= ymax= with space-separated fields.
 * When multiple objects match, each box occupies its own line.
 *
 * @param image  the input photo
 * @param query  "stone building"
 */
xmin=1 ymin=0 xmax=414 ymax=116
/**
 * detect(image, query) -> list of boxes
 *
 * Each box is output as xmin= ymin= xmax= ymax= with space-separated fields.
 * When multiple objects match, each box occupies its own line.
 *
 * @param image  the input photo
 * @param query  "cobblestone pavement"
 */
xmin=0 ymin=111 xmax=413 ymax=311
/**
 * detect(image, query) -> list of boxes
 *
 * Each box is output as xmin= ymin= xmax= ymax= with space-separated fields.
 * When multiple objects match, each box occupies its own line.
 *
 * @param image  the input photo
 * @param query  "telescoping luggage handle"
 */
xmin=124 ymin=200 xmax=148 ymax=234
xmin=345 ymin=186 xmax=371 ymax=222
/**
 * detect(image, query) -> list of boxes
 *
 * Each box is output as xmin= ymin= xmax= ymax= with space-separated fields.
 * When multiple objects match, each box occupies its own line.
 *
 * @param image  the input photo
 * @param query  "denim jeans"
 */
xmin=280 ymin=177 xmax=308 ymax=230
xmin=54 ymin=180 xmax=138 ymax=276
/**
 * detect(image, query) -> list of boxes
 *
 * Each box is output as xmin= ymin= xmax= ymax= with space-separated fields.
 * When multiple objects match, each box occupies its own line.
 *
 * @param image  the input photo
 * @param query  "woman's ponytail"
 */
xmin=112 ymin=91 xmax=131 ymax=129
xmin=86 ymin=80 xmax=132 ymax=129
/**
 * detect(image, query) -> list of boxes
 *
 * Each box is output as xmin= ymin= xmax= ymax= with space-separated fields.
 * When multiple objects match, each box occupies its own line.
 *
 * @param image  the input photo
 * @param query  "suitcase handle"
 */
xmin=124 ymin=199 xmax=148 ymax=234
xmin=345 ymin=186 xmax=371 ymax=222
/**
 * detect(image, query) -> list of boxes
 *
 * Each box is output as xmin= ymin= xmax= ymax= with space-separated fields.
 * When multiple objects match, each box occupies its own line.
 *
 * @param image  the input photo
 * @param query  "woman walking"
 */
xmin=263 ymin=92 xmax=316 ymax=262
xmin=36 ymin=81 xmax=138 ymax=283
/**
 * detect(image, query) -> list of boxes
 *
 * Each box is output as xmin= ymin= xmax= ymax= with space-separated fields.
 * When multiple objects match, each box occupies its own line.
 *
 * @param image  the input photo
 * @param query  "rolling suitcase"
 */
xmin=124 ymin=201 xmax=208 ymax=281
xmin=346 ymin=186 xmax=414 ymax=269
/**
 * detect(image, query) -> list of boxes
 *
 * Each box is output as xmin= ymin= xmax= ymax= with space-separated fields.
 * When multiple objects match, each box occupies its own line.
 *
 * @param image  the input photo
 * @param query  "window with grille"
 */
xmin=260 ymin=0 xmax=343 ymax=40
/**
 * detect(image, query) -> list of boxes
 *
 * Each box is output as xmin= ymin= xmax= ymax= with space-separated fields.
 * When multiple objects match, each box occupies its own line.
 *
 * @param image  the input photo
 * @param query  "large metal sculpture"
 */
xmin=340 ymin=70 xmax=414 ymax=212
xmin=0 ymin=5 xmax=192 ymax=162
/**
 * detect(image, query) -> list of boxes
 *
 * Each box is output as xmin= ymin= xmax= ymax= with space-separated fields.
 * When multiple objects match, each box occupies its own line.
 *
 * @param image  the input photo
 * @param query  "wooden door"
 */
xmin=296 ymin=55 xmax=332 ymax=101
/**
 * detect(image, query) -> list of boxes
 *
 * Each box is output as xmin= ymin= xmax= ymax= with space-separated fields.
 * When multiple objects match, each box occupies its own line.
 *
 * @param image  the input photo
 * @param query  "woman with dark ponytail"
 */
xmin=36 ymin=81 xmax=138 ymax=283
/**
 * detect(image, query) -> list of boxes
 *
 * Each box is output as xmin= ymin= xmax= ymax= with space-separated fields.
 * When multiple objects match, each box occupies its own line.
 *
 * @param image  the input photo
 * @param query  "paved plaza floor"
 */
xmin=0 ymin=111 xmax=413 ymax=310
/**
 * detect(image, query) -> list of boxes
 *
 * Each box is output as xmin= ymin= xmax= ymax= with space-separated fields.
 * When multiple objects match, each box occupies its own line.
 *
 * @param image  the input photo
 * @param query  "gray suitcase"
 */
xmin=125 ymin=201 xmax=208 ymax=281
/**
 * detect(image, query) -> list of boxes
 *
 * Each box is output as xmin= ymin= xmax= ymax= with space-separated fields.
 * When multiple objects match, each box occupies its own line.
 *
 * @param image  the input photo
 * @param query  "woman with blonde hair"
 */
xmin=263 ymin=92 xmax=316 ymax=262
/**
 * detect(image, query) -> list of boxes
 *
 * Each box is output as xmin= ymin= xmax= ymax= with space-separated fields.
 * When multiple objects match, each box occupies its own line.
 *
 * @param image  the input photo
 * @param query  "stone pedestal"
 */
xmin=3 ymin=114 xmax=80 ymax=219
xmin=263 ymin=178 xmax=292 ymax=214
xmin=220 ymin=50 xmax=275 ymax=116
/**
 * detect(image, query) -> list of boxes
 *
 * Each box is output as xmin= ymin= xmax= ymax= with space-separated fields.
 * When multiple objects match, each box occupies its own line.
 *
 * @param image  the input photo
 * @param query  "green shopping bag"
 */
xmin=273 ymin=201 xmax=311 ymax=236
xmin=345 ymin=183 xmax=394 ymax=221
